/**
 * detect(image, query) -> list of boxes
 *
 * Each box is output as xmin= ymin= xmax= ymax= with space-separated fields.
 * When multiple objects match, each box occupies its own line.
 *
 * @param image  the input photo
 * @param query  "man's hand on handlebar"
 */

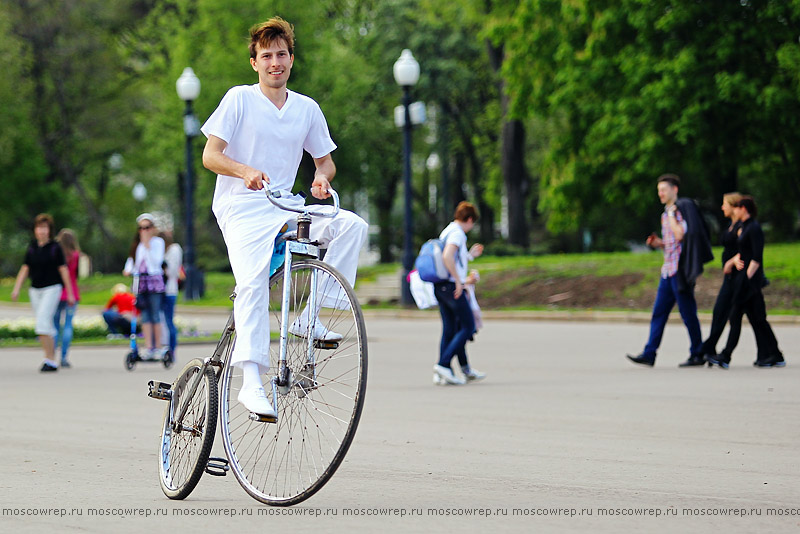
xmin=311 ymin=175 xmax=332 ymax=199
xmin=243 ymin=168 xmax=268 ymax=190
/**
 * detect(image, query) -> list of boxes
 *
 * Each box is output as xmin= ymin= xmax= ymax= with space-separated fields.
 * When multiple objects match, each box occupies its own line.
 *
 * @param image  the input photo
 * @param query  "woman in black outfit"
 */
xmin=700 ymin=193 xmax=743 ymax=367
xmin=707 ymin=196 xmax=785 ymax=368
xmin=10 ymin=214 xmax=76 ymax=372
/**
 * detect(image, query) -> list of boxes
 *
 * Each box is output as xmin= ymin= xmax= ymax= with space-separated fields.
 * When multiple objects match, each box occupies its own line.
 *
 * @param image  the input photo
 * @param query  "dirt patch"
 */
xmin=478 ymin=268 xmax=799 ymax=311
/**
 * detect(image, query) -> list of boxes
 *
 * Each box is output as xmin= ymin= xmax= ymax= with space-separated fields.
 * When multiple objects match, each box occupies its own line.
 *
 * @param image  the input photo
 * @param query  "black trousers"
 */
xmin=721 ymin=279 xmax=782 ymax=362
xmin=701 ymin=275 xmax=740 ymax=356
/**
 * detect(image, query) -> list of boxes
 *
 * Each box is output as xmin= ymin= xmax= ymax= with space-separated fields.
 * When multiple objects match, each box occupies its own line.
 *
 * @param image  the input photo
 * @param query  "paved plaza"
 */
xmin=1 ymin=313 xmax=798 ymax=533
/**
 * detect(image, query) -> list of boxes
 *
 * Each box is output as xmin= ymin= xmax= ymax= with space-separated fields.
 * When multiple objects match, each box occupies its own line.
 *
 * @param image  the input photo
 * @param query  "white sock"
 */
xmin=239 ymin=362 xmax=264 ymax=392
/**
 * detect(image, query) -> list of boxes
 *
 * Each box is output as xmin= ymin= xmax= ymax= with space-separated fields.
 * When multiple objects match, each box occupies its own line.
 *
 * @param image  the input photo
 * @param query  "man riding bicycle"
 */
xmin=201 ymin=17 xmax=367 ymax=419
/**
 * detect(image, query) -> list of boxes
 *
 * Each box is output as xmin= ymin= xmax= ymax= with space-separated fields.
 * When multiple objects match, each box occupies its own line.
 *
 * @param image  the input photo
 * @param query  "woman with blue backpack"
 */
xmin=430 ymin=201 xmax=486 ymax=386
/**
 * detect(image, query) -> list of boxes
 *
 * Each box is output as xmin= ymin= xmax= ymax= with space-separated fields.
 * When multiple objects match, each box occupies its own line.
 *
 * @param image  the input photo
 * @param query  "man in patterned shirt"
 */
xmin=627 ymin=174 xmax=705 ymax=367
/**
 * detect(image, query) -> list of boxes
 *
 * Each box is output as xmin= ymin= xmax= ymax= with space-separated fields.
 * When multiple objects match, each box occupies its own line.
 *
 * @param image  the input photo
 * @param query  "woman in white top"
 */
xmin=123 ymin=213 xmax=165 ymax=356
xmin=161 ymin=230 xmax=183 ymax=358
xmin=432 ymin=201 xmax=486 ymax=386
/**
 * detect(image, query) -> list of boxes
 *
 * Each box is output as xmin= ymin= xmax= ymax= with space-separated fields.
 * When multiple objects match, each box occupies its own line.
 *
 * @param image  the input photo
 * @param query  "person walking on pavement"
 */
xmin=698 ymin=193 xmax=744 ymax=363
xmin=707 ymin=196 xmax=786 ymax=369
xmin=10 ymin=214 xmax=77 ymax=372
xmin=52 ymin=228 xmax=81 ymax=368
xmin=161 ymin=229 xmax=183 ymax=360
xmin=432 ymin=201 xmax=487 ymax=385
xmin=627 ymin=174 xmax=713 ymax=367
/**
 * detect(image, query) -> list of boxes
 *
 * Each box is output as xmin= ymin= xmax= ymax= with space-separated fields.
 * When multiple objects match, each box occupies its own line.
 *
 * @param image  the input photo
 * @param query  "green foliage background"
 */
xmin=0 ymin=0 xmax=798 ymax=277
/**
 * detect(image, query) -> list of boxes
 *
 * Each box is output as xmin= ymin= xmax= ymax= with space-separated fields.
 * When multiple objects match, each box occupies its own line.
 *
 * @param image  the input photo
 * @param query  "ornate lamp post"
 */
xmin=176 ymin=67 xmax=204 ymax=300
xmin=393 ymin=49 xmax=420 ymax=306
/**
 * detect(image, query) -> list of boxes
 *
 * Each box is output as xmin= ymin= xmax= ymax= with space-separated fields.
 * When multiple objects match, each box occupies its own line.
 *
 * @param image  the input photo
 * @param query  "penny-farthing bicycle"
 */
xmin=148 ymin=187 xmax=367 ymax=505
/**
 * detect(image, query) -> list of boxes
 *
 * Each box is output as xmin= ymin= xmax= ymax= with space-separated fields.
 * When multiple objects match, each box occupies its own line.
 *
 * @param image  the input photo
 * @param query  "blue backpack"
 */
xmin=415 ymin=239 xmax=449 ymax=283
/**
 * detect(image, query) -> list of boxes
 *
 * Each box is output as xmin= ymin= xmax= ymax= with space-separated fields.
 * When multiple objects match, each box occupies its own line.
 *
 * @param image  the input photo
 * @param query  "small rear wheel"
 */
xmin=158 ymin=358 xmax=218 ymax=499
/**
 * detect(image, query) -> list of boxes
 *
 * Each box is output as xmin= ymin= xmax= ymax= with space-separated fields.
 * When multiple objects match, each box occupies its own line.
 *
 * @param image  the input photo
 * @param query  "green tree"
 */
xmin=497 ymin=0 xmax=800 ymax=248
xmin=0 ymin=0 xmax=154 ymax=273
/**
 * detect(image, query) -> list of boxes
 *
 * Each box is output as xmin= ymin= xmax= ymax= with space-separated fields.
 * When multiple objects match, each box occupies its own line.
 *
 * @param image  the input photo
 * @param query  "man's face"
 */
xmin=34 ymin=223 xmax=50 ymax=242
xmin=657 ymin=181 xmax=677 ymax=205
xmin=250 ymin=39 xmax=293 ymax=89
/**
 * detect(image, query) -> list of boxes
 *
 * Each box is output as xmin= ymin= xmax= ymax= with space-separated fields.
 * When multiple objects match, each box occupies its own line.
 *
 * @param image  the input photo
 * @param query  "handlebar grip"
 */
xmin=264 ymin=187 xmax=340 ymax=218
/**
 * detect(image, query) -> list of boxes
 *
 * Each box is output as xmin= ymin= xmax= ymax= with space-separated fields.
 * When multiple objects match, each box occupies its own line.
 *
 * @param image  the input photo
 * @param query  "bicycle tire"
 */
xmin=220 ymin=259 xmax=367 ymax=506
xmin=158 ymin=358 xmax=218 ymax=499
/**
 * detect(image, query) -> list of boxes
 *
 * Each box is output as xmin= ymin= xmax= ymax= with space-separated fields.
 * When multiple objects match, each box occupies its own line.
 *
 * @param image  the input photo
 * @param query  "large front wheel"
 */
xmin=158 ymin=358 xmax=218 ymax=499
xmin=220 ymin=259 xmax=368 ymax=506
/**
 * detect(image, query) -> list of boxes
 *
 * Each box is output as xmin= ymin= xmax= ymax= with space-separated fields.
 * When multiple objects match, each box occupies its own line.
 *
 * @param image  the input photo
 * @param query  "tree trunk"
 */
xmin=21 ymin=2 xmax=117 ymax=260
xmin=452 ymin=114 xmax=495 ymax=243
xmin=502 ymin=118 xmax=529 ymax=247
xmin=486 ymin=39 xmax=530 ymax=247
xmin=374 ymin=177 xmax=400 ymax=263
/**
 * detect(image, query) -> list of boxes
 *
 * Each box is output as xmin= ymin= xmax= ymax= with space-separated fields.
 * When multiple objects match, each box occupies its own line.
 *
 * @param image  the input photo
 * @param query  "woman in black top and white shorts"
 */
xmin=11 ymin=214 xmax=76 ymax=372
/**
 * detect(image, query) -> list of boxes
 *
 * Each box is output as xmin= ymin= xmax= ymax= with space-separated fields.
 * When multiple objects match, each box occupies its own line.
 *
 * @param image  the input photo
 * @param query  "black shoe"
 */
xmin=678 ymin=355 xmax=707 ymax=367
xmin=755 ymin=355 xmax=786 ymax=368
xmin=705 ymin=354 xmax=730 ymax=369
xmin=626 ymin=354 xmax=655 ymax=367
xmin=40 ymin=362 xmax=58 ymax=372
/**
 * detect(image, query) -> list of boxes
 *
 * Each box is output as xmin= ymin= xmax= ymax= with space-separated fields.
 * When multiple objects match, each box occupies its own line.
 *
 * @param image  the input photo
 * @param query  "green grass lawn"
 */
xmin=2 ymin=243 xmax=799 ymax=309
xmin=467 ymin=243 xmax=800 ymax=283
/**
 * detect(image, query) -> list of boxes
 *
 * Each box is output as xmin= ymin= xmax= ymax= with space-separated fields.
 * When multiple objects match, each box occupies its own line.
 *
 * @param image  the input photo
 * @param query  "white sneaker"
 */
xmin=433 ymin=365 xmax=465 ymax=385
xmin=289 ymin=318 xmax=343 ymax=342
xmin=237 ymin=386 xmax=277 ymax=419
xmin=462 ymin=367 xmax=486 ymax=382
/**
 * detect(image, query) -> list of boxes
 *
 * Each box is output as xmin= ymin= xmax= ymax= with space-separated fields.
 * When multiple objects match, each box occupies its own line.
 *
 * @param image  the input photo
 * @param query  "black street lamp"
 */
xmin=393 ymin=49 xmax=420 ymax=306
xmin=176 ymin=67 xmax=204 ymax=300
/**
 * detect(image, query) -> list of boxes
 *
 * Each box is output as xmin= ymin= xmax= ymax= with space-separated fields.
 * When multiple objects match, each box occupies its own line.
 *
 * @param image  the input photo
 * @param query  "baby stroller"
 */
xmin=125 ymin=274 xmax=173 ymax=371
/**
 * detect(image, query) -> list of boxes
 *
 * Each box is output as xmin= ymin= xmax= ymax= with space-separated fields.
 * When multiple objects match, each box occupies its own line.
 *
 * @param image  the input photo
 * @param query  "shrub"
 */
xmin=0 ymin=316 xmax=199 ymax=340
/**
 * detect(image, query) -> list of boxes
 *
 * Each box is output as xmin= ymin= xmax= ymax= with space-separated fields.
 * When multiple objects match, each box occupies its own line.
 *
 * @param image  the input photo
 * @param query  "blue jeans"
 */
xmin=643 ymin=275 xmax=702 ymax=359
xmin=137 ymin=292 xmax=163 ymax=324
xmin=161 ymin=294 xmax=178 ymax=354
xmin=53 ymin=301 xmax=77 ymax=360
xmin=102 ymin=310 xmax=132 ymax=334
xmin=433 ymin=282 xmax=475 ymax=369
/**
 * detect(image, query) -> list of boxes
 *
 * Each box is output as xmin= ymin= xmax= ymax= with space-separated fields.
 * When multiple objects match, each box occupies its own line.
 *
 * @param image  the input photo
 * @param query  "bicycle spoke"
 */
xmin=220 ymin=259 xmax=367 ymax=505
xmin=158 ymin=359 xmax=217 ymax=500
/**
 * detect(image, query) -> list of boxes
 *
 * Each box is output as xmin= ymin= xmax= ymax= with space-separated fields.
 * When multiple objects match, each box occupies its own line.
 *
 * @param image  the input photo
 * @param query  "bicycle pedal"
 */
xmin=248 ymin=412 xmax=278 ymax=424
xmin=314 ymin=340 xmax=339 ymax=350
xmin=147 ymin=380 xmax=172 ymax=401
xmin=205 ymin=457 xmax=229 ymax=477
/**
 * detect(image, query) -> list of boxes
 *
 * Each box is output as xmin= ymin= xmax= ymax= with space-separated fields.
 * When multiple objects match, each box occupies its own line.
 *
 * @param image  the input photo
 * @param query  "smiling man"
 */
xmin=201 ymin=17 xmax=367 ymax=418
xmin=626 ymin=174 xmax=712 ymax=368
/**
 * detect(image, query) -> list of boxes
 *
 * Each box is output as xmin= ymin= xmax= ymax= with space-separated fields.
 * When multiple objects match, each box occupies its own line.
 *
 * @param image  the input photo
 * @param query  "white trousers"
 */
xmin=30 ymin=284 xmax=62 ymax=337
xmin=217 ymin=195 xmax=368 ymax=372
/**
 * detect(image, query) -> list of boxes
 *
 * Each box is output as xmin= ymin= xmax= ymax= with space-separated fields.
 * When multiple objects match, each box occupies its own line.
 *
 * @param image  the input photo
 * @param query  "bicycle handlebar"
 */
xmin=264 ymin=184 xmax=340 ymax=219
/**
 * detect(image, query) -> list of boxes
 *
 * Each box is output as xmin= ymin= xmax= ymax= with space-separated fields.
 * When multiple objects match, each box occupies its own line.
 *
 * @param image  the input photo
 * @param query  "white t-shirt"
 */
xmin=124 ymin=236 xmax=165 ymax=276
xmin=439 ymin=221 xmax=469 ymax=283
xmin=201 ymin=84 xmax=337 ymax=220
xmin=164 ymin=243 xmax=183 ymax=296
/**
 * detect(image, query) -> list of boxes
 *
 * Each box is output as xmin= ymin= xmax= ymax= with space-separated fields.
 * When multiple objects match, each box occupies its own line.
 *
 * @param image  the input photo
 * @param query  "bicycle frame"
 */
xmin=164 ymin=188 xmax=340 ymax=428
